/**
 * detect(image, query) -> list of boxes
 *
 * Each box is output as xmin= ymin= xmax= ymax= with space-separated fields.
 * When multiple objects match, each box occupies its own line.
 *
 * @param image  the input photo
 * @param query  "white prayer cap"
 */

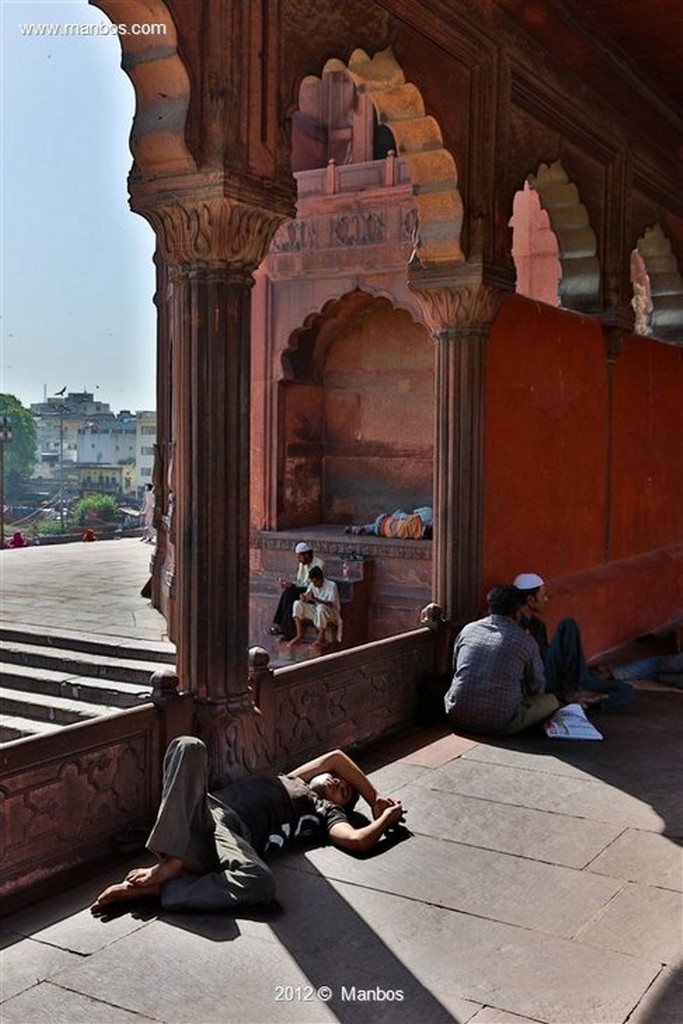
xmin=513 ymin=572 xmax=545 ymax=590
xmin=294 ymin=542 xmax=312 ymax=554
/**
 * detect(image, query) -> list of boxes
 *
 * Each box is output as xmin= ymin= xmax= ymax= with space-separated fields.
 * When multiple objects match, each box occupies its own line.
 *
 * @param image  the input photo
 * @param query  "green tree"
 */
xmin=0 ymin=394 xmax=37 ymax=495
xmin=72 ymin=494 xmax=119 ymax=525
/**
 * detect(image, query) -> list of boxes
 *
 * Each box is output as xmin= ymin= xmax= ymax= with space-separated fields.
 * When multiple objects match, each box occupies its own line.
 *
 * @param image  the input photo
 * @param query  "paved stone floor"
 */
xmin=0 ymin=538 xmax=168 ymax=642
xmin=1 ymin=541 xmax=681 ymax=1023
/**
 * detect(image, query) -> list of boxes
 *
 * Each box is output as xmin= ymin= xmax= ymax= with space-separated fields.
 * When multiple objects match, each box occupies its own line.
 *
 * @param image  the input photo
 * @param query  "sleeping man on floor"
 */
xmin=90 ymin=736 xmax=404 ymax=914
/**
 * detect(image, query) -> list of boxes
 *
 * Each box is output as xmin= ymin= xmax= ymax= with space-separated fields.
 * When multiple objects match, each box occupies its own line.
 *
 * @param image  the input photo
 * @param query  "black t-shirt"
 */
xmin=213 ymin=775 xmax=348 ymax=855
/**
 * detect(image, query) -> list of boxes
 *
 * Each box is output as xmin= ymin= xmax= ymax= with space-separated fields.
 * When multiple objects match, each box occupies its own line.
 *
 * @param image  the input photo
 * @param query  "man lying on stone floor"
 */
xmin=90 ymin=737 xmax=405 ymax=915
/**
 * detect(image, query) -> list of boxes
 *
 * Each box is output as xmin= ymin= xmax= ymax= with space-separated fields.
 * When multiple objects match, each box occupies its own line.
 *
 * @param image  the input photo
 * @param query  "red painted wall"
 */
xmin=483 ymin=295 xmax=683 ymax=655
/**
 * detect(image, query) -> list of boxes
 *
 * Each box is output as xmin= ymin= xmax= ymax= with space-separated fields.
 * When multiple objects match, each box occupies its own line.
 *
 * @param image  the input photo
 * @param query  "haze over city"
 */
xmin=1 ymin=0 xmax=157 ymax=414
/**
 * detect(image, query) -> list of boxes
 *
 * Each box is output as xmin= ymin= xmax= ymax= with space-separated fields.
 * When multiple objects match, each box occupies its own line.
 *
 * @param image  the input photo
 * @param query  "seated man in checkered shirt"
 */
xmin=444 ymin=585 xmax=560 ymax=735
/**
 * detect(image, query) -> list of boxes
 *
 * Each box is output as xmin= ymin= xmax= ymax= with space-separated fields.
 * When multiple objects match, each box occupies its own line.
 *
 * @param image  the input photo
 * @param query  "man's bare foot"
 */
xmin=287 ymin=637 xmax=303 ymax=649
xmin=126 ymin=857 xmax=183 ymax=888
xmin=311 ymin=640 xmax=327 ymax=654
xmin=90 ymin=878 xmax=161 ymax=914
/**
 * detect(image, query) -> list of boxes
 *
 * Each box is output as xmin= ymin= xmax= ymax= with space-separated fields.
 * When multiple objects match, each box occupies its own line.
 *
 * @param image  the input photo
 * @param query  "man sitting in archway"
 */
xmin=269 ymin=541 xmax=324 ymax=640
xmin=90 ymin=737 xmax=403 ymax=915
xmin=288 ymin=565 xmax=342 ymax=654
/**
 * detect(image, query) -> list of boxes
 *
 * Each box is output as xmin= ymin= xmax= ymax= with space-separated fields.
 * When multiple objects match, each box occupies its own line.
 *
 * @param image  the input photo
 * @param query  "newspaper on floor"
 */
xmin=544 ymin=702 xmax=603 ymax=740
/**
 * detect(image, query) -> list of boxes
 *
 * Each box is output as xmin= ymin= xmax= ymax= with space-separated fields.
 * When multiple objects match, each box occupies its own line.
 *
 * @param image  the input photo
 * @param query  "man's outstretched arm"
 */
xmin=327 ymin=802 xmax=405 ymax=854
xmin=289 ymin=748 xmax=396 ymax=818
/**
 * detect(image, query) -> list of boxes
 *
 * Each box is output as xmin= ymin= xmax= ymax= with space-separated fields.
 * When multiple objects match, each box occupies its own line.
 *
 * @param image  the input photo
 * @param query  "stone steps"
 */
xmin=0 ymin=662 xmax=153 ymax=708
xmin=0 ymin=623 xmax=174 ymax=663
xmin=0 ymin=639 xmax=164 ymax=687
xmin=0 ymin=626 xmax=176 ymax=743
xmin=0 ymin=686 xmax=119 ymax=726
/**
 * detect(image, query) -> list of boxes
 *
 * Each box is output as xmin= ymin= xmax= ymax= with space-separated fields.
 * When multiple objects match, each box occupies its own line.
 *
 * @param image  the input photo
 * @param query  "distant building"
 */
xmin=135 ymin=410 xmax=156 ymax=495
xmin=31 ymin=391 xmax=113 ymax=477
xmin=74 ymin=463 xmax=136 ymax=496
xmin=30 ymin=393 xmax=156 ymax=499
xmin=77 ymin=411 xmax=136 ymax=466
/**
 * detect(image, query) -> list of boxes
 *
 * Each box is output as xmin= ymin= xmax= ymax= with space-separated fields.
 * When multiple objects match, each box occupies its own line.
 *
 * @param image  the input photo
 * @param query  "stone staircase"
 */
xmin=0 ymin=625 xmax=176 ymax=743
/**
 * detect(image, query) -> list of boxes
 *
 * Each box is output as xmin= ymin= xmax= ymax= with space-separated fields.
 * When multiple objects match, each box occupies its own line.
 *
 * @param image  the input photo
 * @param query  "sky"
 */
xmin=1 ymin=0 xmax=157 ymax=413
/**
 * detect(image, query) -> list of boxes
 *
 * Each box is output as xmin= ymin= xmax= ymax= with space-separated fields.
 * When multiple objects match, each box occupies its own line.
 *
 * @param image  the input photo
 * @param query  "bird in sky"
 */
xmin=54 ymin=386 xmax=67 ymax=396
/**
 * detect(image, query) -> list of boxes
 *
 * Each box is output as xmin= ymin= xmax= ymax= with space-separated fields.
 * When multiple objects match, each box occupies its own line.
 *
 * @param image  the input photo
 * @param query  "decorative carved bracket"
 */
xmin=408 ymin=261 xmax=509 ymax=337
xmin=138 ymin=195 xmax=288 ymax=272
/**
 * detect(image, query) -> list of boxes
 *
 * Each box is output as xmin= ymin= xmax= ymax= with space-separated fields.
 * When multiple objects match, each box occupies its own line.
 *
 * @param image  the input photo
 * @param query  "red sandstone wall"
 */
xmin=322 ymin=303 xmax=433 ymax=523
xmin=483 ymin=294 xmax=683 ymax=655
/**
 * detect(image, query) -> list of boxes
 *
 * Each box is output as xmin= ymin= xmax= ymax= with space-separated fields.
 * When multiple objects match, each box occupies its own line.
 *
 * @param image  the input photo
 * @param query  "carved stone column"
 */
xmin=137 ymin=193 xmax=285 ymax=781
xmin=410 ymin=268 xmax=507 ymax=640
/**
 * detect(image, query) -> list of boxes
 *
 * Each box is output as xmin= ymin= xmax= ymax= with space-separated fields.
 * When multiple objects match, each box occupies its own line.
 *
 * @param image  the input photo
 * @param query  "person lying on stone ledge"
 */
xmin=344 ymin=505 xmax=433 ymax=540
xmin=90 ymin=737 xmax=404 ymax=915
xmin=288 ymin=565 xmax=342 ymax=654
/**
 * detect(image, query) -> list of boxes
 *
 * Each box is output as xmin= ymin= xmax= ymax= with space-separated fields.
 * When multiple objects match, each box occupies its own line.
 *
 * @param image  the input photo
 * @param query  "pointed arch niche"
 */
xmin=632 ymin=224 xmax=683 ymax=340
xmin=277 ymin=291 xmax=432 ymax=528
xmin=509 ymin=161 xmax=600 ymax=310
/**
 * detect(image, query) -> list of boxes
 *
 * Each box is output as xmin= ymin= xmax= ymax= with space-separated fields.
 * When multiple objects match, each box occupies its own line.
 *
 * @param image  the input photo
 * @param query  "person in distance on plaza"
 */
xmin=90 ymin=736 xmax=404 ymax=915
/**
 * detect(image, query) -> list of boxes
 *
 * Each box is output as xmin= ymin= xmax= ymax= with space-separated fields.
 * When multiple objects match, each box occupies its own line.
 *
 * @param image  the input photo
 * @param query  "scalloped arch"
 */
xmin=281 ymin=288 xmax=428 ymax=383
xmin=635 ymin=224 xmax=683 ymax=339
xmin=527 ymin=161 xmax=600 ymax=310
xmin=307 ymin=48 xmax=463 ymax=266
xmin=91 ymin=0 xmax=195 ymax=176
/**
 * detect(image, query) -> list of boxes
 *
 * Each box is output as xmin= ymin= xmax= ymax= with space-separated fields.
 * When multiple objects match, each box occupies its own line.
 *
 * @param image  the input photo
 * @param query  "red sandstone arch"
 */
xmin=277 ymin=290 xmax=433 ymax=527
xmin=526 ymin=161 xmax=600 ymax=310
xmin=298 ymin=49 xmax=463 ymax=266
xmin=91 ymin=0 xmax=195 ymax=176
xmin=635 ymin=224 xmax=683 ymax=339
xmin=509 ymin=182 xmax=562 ymax=306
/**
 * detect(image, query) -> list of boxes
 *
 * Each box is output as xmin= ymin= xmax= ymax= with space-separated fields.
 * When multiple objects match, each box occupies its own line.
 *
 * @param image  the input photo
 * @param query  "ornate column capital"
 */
xmin=140 ymin=197 xmax=286 ymax=272
xmin=408 ymin=262 xmax=508 ymax=338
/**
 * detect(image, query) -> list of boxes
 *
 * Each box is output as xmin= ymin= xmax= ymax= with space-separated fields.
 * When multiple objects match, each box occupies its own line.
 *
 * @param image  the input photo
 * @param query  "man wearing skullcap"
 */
xmin=444 ymin=585 xmax=560 ymax=734
xmin=269 ymin=542 xmax=324 ymax=640
xmin=513 ymin=573 xmax=634 ymax=711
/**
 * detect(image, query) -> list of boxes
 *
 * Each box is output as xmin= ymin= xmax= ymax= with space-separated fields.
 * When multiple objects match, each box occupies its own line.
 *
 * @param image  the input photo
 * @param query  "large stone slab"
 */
xmin=0 ymin=936 xmax=84 ymax=1003
xmin=415 ymin=756 xmax=670 ymax=831
xmin=389 ymin=782 xmax=622 ymax=868
xmin=297 ymin=830 xmax=621 ymax=938
xmin=575 ymin=882 xmax=683 ymax=962
xmin=41 ymin=917 xmax=338 ymax=1024
xmin=469 ymin=1010 xmax=546 ymax=1024
xmin=258 ymin=861 xmax=479 ymax=1022
xmin=364 ymin=760 xmax=431 ymax=797
xmin=272 ymin=870 xmax=661 ymax=1024
xmin=628 ymin=963 xmax=683 ymax=1024
xmin=0 ymin=860 xmax=159 ymax=956
xmin=1 ymin=982 xmax=151 ymax=1023
xmin=586 ymin=828 xmax=682 ymax=890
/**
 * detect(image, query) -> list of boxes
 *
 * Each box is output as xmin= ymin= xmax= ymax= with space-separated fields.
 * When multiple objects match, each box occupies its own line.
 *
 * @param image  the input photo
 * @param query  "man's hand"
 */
xmin=379 ymin=801 xmax=405 ymax=829
xmin=329 ymin=799 xmax=406 ymax=854
xmin=372 ymin=795 xmax=399 ymax=819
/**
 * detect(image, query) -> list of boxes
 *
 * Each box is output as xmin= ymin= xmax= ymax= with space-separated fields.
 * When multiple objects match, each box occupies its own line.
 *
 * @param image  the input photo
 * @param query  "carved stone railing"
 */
xmin=0 ymin=670 xmax=191 ymax=913
xmin=249 ymin=626 xmax=438 ymax=770
xmin=0 ymin=707 xmax=159 ymax=912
